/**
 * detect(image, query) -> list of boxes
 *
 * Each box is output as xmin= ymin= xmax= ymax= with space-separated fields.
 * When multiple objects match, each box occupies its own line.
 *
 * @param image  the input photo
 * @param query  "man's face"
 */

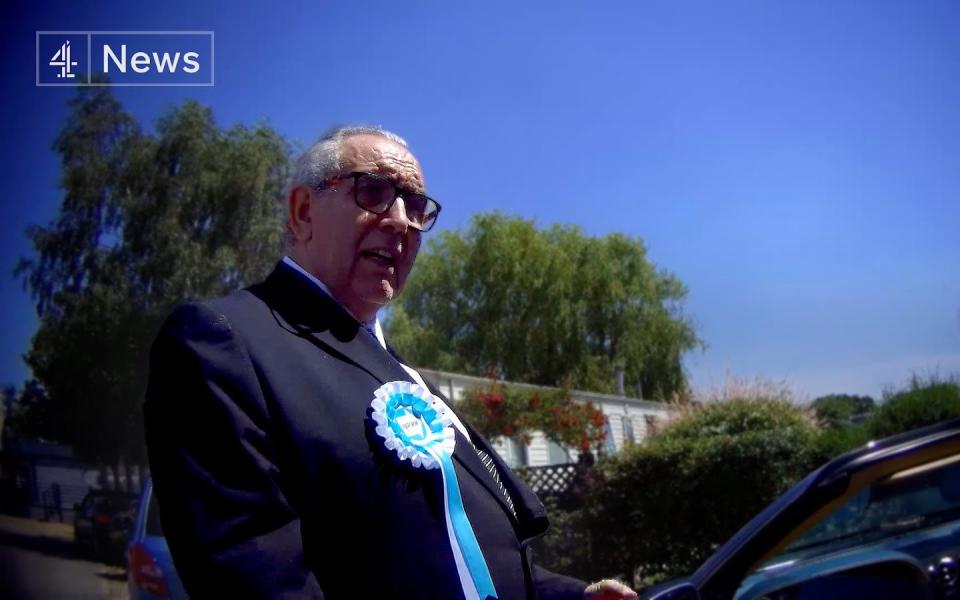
xmin=299 ymin=134 xmax=425 ymax=320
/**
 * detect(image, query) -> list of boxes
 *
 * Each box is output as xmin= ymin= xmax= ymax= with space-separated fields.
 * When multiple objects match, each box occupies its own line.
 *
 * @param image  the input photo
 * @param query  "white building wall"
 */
xmin=35 ymin=464 xmax=92 ymax=495
xmin=419 ymin=368 xmax=679 ymax=466
xmin=524 ymin=431 xmax=551 ymax=467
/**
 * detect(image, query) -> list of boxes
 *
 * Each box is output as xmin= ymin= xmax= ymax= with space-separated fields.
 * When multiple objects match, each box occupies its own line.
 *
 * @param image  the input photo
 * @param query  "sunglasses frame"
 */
xmin=315 ymin=171 xmax=442 ymax=232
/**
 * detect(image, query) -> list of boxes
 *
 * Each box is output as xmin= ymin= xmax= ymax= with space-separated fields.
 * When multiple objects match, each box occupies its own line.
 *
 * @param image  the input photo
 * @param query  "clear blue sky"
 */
xmin=2 ymin=1 xmax=958 ymax=402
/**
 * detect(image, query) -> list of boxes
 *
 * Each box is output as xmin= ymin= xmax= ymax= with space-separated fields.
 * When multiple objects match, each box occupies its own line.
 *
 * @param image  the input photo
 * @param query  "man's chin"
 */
xmin=357 ymin=279 xmax=397 ymax=307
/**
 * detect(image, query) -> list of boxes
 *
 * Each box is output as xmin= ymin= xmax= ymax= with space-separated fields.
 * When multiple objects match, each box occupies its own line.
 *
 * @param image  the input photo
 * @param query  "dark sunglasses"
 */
xmin=316 ymin=171 xmax=442 ymax=232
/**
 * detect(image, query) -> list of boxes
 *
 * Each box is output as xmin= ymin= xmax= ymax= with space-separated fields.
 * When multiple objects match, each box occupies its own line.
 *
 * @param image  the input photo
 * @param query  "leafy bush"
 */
xmin=808 ymin=376 xmax=960 ymax=465
xmin=658 ymin=397 xmax=814 ymax=442
xmin=527 ymin=496 xmax=595 ymax=581
xmin=810 ymin=423 xmax=871 ymax=465
xmin=867 ymin=374 xmax=960 ymax=438
xmin=586 ymin=394 xmax=819 ymax=586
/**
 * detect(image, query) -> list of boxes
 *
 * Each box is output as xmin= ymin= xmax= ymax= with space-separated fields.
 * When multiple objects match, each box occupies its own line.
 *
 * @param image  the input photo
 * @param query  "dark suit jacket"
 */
xmin=145 ymin=261 xmax=585 ymax=599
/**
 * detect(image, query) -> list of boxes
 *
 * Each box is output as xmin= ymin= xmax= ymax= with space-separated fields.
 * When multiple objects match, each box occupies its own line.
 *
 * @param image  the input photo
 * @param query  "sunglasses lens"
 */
xmin=355 ymin=175 xmax=394 ymax=213
xmin=407 ymin=196 xmax=439 ymax=231
xmin=352 ymin=173 xmax=439 ymax=231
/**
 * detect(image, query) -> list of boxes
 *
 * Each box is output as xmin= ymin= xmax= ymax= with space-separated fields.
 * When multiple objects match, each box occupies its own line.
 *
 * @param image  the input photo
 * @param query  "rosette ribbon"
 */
xmin=371 ymin=381 xmax=498 ymax=600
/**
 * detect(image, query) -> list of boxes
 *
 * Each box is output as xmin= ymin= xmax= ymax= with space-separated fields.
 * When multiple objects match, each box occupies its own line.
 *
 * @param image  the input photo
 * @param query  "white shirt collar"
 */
xmin=281 ymin=256 xmax=385 ymax=347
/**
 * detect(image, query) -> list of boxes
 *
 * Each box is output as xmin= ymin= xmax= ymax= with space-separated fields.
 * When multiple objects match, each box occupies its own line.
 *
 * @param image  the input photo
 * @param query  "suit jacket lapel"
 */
xmin=251 ymin=261 xmax=413 ymax=387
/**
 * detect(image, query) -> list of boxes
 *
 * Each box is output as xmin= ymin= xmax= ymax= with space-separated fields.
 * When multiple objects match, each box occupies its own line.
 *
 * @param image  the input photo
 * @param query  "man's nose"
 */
xmin=380 ymin=195 xmax=411 ymax=233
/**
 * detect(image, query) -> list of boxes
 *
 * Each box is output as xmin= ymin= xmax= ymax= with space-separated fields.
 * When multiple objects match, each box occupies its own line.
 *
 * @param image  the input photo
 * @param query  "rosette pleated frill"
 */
xmin=370 ymin=381 xmax=499 ymax=600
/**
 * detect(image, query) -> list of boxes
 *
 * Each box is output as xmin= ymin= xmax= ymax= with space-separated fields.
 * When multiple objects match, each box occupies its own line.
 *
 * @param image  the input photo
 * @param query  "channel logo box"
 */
xmin=37 ymin=33 xmax=89 ymax=84
xmin=37 ymin=31 xmax=214 ymax=86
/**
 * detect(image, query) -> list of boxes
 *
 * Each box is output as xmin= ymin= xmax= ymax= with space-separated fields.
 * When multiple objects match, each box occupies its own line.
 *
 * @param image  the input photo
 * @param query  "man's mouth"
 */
xmin=360 ymin=248 xmax=397 ymax=268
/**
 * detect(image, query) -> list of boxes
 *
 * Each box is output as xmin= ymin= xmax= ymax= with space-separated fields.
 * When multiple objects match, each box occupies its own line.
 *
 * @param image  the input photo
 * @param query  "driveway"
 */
xmin=0 ymin=514 xmax=128 ymax=599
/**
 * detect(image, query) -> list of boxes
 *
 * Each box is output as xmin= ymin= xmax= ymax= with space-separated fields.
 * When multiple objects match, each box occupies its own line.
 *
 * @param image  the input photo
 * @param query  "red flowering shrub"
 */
xmin=457 ymin=379 xmax=608 ymax=455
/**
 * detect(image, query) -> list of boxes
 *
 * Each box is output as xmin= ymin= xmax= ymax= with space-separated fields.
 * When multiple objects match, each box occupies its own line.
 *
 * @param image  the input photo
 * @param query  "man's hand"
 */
xmin=584 ymin=578 xmax=639 ymax=600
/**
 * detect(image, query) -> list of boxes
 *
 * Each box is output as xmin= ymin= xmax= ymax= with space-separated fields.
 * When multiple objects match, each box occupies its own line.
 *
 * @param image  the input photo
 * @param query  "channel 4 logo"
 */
xmin=36 ymin=31 xmax=214 ymax=86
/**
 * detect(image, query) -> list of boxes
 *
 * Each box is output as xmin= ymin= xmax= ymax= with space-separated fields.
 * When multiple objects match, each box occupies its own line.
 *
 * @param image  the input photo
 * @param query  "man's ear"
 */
xmin=288 ymin=185 xmax=313 ymax=242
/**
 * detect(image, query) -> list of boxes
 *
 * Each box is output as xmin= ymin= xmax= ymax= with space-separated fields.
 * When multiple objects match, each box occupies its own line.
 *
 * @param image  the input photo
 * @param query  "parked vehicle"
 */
xmin=642 ymin=418 xmax=960 ymax=599
xmin=127 ymin=479 xmax=187 ymax=599
xmin=73 ymin=489 xmax=136 ymax=563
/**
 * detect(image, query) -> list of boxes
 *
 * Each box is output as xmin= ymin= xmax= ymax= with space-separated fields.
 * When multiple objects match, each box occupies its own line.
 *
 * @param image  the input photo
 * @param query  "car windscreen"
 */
xmin=765 ymin=457 xmax=960 ymax=564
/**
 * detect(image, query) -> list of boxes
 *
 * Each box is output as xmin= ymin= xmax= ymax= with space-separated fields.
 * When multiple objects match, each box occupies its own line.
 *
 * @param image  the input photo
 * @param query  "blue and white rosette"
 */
xmin=371 ymin=381 xmax=498 ymax=600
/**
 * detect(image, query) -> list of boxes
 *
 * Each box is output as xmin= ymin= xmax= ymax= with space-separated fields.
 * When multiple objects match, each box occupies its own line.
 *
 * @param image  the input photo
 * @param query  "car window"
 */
xmin=763 ymin=458 xmax=960 ymax=565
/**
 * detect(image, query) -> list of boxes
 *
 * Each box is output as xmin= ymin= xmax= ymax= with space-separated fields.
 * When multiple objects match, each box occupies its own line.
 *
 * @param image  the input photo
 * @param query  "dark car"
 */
xmin=642 ymin=418 xmax=960 ymax=600
xmin=73 ymin=489 xmax=137 ymax=563
xmin=127 ymin=479 xmax=187 ymax=599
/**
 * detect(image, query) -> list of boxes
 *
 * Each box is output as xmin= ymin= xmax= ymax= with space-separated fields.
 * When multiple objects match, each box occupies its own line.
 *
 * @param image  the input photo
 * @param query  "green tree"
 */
xmin=388 ymin=212 xmax=701 ymax=399
xmin=810 ymin=393 xmax=876 ymax=426
xmin=1 ymin=380 xmax=57 ymax=445
xmin=15 ymin=86 xmax=290 ymax=465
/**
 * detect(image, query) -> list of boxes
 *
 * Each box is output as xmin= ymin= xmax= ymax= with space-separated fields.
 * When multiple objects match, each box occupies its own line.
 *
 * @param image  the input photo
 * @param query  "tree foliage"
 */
xmin=1 ymin=380 xmax=56 ymax=445
xmin=14 ymin=87 xmax=289 ymax=463
xmin=388 ymin=212 xmax=701 ymax=399
xmin=810 ymin=393 xmax=876 ymax=426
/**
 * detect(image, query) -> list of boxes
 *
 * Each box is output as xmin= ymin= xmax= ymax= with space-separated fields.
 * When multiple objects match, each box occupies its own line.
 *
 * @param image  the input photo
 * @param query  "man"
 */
xmin=145 ymin=126 xmax=636 ymax=599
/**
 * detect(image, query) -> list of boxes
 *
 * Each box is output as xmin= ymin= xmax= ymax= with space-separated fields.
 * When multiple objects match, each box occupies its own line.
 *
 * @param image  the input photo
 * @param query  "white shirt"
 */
xmin=281 ymin=256 xmax=471 ymax=440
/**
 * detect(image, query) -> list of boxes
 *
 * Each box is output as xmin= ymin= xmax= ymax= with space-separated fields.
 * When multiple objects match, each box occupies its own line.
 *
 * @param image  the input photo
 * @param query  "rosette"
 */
xmin=371 ymin=380 xmax=456 ymax=469
xmin=370 ymin=381 xmax=498 ymax=600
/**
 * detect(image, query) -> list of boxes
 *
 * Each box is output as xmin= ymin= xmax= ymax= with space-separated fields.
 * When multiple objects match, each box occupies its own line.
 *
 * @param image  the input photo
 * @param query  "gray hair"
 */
xmin=289 ymin=125 xmax=409 ymax=191
xmin=284 ymin=125 xmax=410 ymax=248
